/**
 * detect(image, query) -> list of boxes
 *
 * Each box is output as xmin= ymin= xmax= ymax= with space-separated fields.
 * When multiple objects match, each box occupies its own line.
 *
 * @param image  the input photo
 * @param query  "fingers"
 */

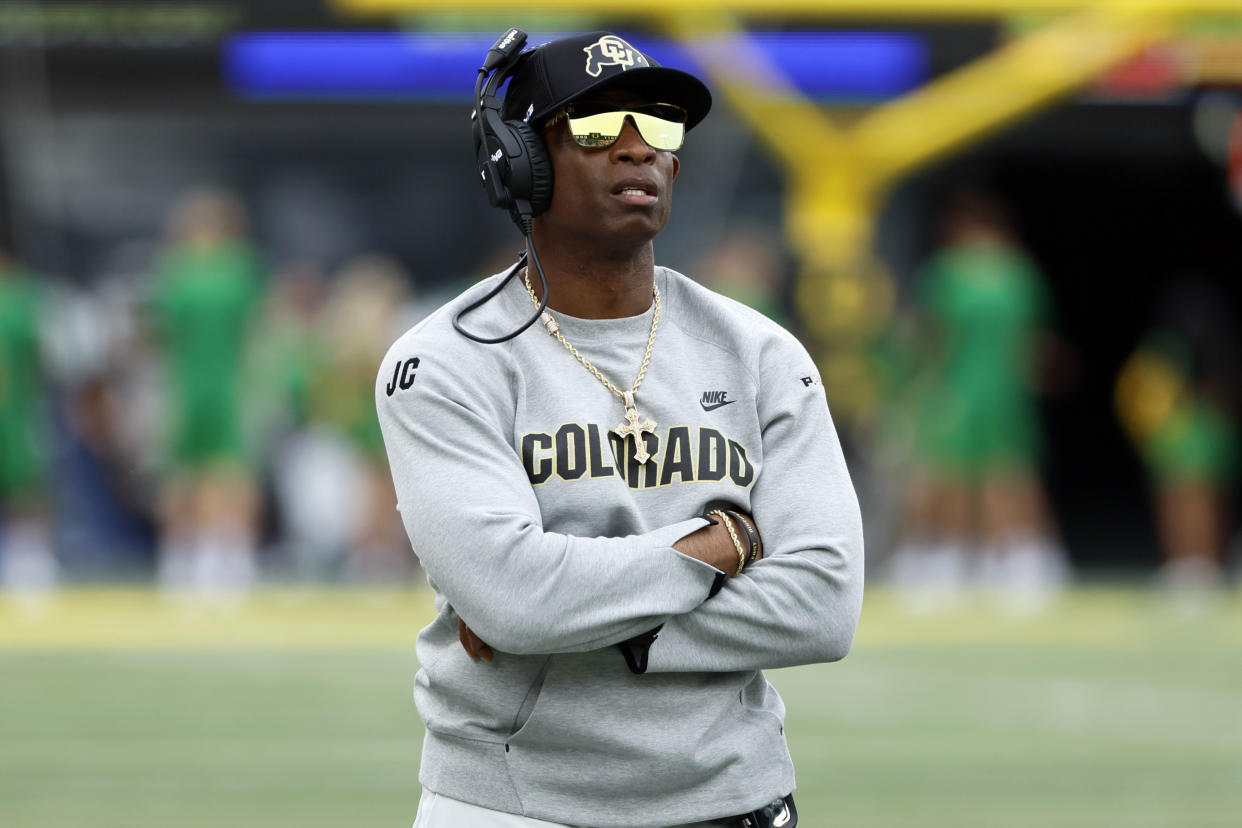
xmin=458 ymin=618 xmax=494 ymax=662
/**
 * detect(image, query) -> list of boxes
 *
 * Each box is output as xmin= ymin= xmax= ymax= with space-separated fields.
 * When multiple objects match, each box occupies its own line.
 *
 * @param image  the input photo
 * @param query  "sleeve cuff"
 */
xmin=619 ymin=517 xmax=722 ymax=674
xmin=659 ymin=516 xmax=726 ymax=600
xmin=618 ymin=629 xmax=660 ymax=674
xmin=645 ymin=516 xmax=712 ymax=548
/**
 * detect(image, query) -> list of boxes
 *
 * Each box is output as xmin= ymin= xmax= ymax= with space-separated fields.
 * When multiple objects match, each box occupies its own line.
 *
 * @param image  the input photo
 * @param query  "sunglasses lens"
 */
xmin=568 ymin=112 xmax=625 ymax=148
xmin=566 ymin=104 xmax=686 ymax=151
xmin=632 ymin=113 xmax=684 ymax=151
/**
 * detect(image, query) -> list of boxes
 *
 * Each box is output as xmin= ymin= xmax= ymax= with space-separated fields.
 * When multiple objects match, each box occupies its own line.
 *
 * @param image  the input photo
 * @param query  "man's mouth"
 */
xmin=613 ymin=181 xmax=658 ymax=206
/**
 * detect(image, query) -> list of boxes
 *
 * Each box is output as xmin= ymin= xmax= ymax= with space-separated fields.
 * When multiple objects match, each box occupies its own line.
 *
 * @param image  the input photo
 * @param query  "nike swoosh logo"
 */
xmin=700 ymin=399 xmax=736 ymax=412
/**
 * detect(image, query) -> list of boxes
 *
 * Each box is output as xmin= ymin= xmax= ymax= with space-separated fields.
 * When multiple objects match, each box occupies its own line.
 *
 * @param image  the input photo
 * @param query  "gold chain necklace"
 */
xmin=521 ymin=270 xmax=661 ymax=464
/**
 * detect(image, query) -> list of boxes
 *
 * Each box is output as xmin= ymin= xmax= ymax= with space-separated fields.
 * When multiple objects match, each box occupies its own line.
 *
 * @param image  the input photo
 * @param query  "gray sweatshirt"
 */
xmin=375 ymin=265 xmax=863 ymax=828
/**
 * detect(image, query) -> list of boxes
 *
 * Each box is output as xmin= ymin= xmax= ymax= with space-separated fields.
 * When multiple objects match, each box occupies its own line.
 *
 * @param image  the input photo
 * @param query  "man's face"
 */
xmin=537 ymin=89 xmax=681 ymax=249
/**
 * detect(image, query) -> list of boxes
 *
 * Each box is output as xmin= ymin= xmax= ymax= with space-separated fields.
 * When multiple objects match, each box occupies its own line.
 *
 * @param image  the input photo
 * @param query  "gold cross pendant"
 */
xmin=613 ymin=391 xmax=657 ymax=464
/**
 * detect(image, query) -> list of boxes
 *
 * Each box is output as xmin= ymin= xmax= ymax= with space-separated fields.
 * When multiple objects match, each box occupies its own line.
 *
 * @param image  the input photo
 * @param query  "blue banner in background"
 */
xmin=223 ymin=31 xmax=927 ymax=102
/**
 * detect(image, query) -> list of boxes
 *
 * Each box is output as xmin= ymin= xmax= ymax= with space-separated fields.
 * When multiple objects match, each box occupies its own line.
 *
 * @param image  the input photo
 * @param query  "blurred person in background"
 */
xmin=0 ymin=221 xmax=58 ymax=596
xmin=147 ymin=189 xmax=266 ymax=595
xmin=1115 ymin=278 xmax=1240 ymax=595
xmin=240 ymin=262 xmax=328 ymax=576
xmin=291 ymin=254 xmax=415 ymax=581
xmin=693 ymin=227 xmax=788 ymax=325
xmin=890 ymin=191 xmax=1068 ymax=606
xmin=59 ymin=368 xmax=159 ymax=576
xmin=245 ymin=262 xmax=326 ymax=452
xmin=43 ymin=269 xmax=164 ymax=577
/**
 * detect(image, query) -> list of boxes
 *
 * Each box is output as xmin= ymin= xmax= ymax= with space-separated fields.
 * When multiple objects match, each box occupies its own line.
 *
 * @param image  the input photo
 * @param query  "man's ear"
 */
xmin=670 ymin=154 xmax=680 ymax=181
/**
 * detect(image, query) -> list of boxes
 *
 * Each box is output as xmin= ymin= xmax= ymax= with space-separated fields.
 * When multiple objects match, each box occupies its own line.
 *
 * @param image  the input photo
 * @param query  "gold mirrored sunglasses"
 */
xmin=562 ymin=101 xmax=688 ymax=151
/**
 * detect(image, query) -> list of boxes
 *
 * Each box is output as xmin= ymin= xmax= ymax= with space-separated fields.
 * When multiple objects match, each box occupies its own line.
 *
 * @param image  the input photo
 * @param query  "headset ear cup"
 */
xmin=511 ymin=121 xmax=553 ymax=217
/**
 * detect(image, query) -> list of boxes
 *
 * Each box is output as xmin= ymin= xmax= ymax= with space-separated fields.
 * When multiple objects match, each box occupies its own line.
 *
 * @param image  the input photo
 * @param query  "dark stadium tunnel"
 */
xmin=887 ymin=100 xmax=1242 ymax=572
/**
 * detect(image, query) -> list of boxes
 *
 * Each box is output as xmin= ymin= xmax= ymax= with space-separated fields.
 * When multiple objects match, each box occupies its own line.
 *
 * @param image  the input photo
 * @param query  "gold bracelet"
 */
xmin=725 ymin=509 xmax=760 ymax=564
xmin=708 ymin=509 xmax=747 ymax=576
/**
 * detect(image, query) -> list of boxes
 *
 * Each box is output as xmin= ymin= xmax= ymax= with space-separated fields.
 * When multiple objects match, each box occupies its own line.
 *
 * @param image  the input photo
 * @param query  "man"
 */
xmin=892 ymin=192 xmax=1067 ymax=605
xmin=376 ymin=31 xmax=863 ymax=828
xmin=148 ymin=189 xmax=265 ymax=594
xmin=1116 ymin=279 xmax=1240 ymax=594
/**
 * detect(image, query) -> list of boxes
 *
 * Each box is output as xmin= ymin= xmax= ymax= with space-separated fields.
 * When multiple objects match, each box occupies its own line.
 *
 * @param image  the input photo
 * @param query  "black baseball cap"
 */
xmin=501 ymin=32 xmax=712 ymax=132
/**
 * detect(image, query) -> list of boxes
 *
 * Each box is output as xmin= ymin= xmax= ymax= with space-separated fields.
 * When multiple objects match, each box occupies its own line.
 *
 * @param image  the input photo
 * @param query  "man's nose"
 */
xmin=609 ymin=116 xmax=656 ymax=164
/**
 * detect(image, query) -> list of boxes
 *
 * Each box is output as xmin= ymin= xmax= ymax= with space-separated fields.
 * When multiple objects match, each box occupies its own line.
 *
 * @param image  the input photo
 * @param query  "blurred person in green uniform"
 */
xmin=249 ymin=261 xmax=358 ymax=578
xmin=1116 ymin=280 xmax=1239 ymax=594
xmin=148 ymin=190 xmax=265 ymax=595
xmin=0 ymin=227 xmax=58 ymax=595
xmin=891 ymin=192 xmax=1068 ymax=605
xmin=306 ymin=254 xmax=416 ymax=580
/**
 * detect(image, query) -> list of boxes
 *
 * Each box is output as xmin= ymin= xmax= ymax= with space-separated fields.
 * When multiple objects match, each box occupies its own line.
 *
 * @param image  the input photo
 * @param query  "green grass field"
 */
xmin=2 ymin=587 xmax=1240 ymax=827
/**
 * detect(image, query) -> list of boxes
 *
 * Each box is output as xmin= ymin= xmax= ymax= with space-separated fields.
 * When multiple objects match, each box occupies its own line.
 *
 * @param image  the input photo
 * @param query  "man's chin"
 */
xmin=534 ymin=211 xmax=670 ymax=251
xmin=605 ymin=210 xmax=670 ymax=243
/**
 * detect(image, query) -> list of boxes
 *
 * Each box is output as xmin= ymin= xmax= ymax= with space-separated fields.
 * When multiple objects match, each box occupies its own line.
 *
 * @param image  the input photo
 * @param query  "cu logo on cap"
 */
xmin=583 ymin=35 xmax=647 ymax=77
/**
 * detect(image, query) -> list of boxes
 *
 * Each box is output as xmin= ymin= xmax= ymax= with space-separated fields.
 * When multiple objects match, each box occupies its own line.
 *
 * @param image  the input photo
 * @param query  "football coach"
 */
xmin=377 ymin=29 xmax=864 ymax=828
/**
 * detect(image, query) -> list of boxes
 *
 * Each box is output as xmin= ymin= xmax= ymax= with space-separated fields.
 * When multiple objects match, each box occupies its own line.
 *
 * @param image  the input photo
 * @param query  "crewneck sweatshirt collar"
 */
xmin=501 ymin=266 xmax=670 ymax=346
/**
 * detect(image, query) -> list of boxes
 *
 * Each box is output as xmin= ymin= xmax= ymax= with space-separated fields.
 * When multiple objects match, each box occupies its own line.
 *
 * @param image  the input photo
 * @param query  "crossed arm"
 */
xmin=377 ymin=338 xmax=863 ymax=671
xmin=458 ymin=512 xmax=765 ymax=661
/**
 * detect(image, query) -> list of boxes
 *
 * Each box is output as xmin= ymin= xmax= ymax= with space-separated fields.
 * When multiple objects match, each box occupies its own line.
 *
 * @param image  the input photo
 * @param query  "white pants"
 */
xmin=413 ymin=790 xmax=573 ymax=827
xmin=412 ymin=789 xmax=726 ymax=828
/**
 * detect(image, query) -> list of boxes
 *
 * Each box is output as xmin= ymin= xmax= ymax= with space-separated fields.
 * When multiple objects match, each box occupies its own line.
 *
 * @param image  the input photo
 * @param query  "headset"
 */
xmin=454 ymin=27 xmax=554 ymax=344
